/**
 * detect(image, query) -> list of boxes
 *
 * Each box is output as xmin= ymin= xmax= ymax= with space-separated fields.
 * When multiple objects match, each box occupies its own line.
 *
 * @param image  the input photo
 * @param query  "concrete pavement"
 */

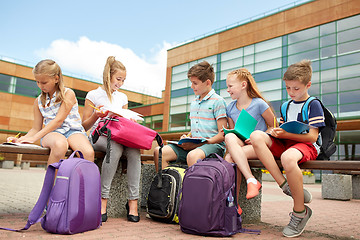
xmin=0 ymin=167 xmax=359 ymax=239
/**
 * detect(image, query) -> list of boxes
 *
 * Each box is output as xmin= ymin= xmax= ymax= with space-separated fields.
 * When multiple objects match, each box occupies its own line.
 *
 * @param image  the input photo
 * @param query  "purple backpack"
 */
xmin=178 ymin=154 xmax=259 ymax=237
xmin=1 ymin=151 xmax=101 ymax=234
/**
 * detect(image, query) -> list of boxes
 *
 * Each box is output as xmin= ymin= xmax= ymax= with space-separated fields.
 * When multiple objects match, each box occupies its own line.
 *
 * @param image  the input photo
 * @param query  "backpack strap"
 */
xmin=280 ymin=100 xmax=292 ymax=122
xmin=0 ymin=161 xmax=62 ymax=232
xmin=300 ymin=96 xmax=316 ymax=123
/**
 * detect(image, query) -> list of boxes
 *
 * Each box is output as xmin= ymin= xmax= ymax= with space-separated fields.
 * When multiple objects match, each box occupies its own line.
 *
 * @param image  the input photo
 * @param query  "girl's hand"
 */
xmin=180 ymin=134 xmax=187 ymax=140
xmin=130 ymin=118 xmax=137 ymax=123
xmin=244 ymin=138 xmax=251 ymax=145
xmin=6 ymin=137 xmax=19 ymax=143
xmin=96 ymin=109 xmax=109 ymax=118
xmin=18 ymin=136 xmax=36 ymax=144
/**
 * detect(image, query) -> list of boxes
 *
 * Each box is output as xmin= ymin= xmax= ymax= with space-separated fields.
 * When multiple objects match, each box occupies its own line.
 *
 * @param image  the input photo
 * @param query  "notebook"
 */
xmin=223 ymin=109 xmax=258 ymax=141
xmin=280 ymin=121 xmax=312 ymax=134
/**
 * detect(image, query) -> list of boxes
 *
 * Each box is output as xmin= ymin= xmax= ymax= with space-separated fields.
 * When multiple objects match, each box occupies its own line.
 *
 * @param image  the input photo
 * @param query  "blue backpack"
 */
xmin=280 ymin=96 xmax=337 ymax=160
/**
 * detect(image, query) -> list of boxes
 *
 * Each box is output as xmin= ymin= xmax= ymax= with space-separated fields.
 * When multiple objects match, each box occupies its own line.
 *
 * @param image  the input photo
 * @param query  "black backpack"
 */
xmin=280 ymin=96 xmax=337 ymax=160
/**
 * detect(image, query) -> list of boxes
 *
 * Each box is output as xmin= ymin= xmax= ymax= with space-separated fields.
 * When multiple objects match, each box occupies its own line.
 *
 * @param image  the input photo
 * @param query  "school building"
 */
xmin=162 ymin=0 xmax=360 ymax=160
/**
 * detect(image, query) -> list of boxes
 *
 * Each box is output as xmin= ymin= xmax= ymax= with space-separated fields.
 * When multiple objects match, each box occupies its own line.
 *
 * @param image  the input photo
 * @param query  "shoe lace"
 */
xmin=288 ymin=213 xmax=302 ymax=230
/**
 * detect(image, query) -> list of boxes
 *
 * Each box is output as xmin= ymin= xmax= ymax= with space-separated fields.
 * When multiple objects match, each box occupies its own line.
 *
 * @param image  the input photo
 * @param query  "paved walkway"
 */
xmin=0 ymin=167 xmax=359 ymax=239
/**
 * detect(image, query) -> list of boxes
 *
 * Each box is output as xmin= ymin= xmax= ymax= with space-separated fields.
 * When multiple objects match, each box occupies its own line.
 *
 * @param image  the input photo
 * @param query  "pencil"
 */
xmin=186 ymin=132 xmax=192 ymax=138
xmin=274 ymin=117 xmax=277 ymax=128
xmin=89 ymin=104 xmax=101 ymax=112
xmin=9 ymin=132 xmax=21 ymax=143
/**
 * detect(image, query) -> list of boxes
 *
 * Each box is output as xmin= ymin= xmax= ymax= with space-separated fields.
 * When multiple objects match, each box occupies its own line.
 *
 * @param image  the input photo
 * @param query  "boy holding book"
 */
xmin=250 ymin=60 xmax=325 ymax=238
xmin=153 ymin=61 xmax=227 ymax=170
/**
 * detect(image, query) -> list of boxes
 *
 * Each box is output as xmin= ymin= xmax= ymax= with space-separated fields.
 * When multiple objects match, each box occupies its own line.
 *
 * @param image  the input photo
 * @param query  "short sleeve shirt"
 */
xmin=86 ymin=87 xmax=128 ymax=134
xmin=190 ymin=89 xmax=227 ymax=147
xmin=226 ymin=98 xmax=270 ymax=132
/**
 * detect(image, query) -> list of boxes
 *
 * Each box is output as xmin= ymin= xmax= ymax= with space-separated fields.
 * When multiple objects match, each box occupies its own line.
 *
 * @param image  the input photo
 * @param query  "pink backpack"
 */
xmin=92 ymin=116 xmax=163 ymax=162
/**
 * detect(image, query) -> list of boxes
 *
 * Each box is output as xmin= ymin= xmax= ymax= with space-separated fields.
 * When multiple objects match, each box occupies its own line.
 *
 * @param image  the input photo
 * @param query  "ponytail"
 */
xmin=103 ymin=56 xmax=126 ymax=103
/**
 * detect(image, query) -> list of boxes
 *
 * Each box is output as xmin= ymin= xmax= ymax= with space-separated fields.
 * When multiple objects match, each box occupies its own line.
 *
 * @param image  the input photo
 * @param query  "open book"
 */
xmin=104 ymin=107 xmax=144 ymax=121
xmin=279 ymin=121 xmax=313 ymax=134
xmin=2 ymin=142 xmax=42 ymax=148
xmin=167 ymin=138 xmax=207 ymax=145
xmin=223 ymin=109 xmax=258 ymax=141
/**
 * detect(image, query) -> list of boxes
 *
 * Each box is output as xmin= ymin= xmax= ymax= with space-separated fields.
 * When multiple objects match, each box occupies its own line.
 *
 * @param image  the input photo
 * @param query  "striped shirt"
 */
xmin=38 ymin=88 xmax=85 ymax=134
xmin=190 ymin=89 xmax=227 ymax=147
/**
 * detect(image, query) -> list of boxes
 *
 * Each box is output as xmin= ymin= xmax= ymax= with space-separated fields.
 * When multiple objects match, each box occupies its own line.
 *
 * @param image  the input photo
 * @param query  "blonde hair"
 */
xmin=187 ymin=61 xmax=215 ymax=84
xmin=283 ymin=59 xmax=312 ymax=84
xmin=103 ymin=56 xmax=126 ymax=102
xmin=33 ymin=59 xmax=65 ymax=107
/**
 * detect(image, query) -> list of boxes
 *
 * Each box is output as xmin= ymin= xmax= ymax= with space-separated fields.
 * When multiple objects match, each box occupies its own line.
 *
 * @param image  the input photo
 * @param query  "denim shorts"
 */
xmin=168 ymin=143 xmax=225 ymax=165
xmin=41 ymin=129 xmax=86 ymax=146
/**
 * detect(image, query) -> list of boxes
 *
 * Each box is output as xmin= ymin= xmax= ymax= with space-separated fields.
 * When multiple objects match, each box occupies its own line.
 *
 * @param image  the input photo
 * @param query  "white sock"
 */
xmin=246 ymin=178 xmax=257 ymax=184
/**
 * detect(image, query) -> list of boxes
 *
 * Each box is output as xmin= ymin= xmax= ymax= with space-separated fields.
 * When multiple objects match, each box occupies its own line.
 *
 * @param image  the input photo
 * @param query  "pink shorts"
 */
xmin=269 ymin=136 xmax=318 ymax=164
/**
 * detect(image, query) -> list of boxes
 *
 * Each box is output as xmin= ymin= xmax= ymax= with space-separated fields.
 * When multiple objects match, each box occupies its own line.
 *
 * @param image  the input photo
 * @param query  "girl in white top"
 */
xmin=82 ymin=56 xmax=141 ymax=223
xmin=7 ymin=59 xmax=94 ymax=165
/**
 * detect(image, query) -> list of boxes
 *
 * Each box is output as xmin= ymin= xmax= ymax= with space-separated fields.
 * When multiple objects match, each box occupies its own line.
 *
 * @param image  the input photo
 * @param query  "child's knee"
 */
xmin=250 ymin=130 xmax=265 ymax=144
xmin=82 ymin=148 xmax=95 ymax=161
xmin=225 ymin=133 xmax=238 ymax=145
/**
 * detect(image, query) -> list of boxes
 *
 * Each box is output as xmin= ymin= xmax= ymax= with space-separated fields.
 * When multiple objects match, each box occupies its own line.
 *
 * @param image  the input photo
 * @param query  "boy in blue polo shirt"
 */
xmin=250 ymin=60 xmax=325 ymax=238
xmin=153 ymin=61 xmax=227 ymax=170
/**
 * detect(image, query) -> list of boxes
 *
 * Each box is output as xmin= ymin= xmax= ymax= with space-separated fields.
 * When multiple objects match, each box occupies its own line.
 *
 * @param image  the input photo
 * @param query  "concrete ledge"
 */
xmin=0 ymin=160 xmax=14 ymax=169
xmin=20 ymin=162 xmax=30 ymax=170
xmin=322 ymin=174 xmax=352 ymax=200
xmin=352 ymin=175 xmax=360 ymax=199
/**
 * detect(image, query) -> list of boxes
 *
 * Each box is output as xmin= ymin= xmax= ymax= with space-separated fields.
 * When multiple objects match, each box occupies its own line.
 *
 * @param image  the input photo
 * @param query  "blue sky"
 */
xmin=0 ymin=0 xmax=308 ymax=97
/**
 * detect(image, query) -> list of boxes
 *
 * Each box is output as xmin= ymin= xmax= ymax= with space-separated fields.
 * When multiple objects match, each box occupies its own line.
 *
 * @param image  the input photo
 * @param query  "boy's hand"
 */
xmin=271 ymin=127 xmax=287 ymax=138
xmin=179 ymin=142 xmax=202 ymax=151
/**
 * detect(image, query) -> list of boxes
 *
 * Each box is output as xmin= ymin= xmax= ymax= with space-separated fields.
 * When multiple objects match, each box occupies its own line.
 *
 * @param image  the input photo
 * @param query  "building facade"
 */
xmin=164 ymin=0 xmax=360 ymax=160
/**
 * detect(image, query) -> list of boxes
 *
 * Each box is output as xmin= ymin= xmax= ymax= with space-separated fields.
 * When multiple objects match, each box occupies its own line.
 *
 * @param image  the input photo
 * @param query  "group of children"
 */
xmin=7 ymin=57 xmax=325 ymax=238
xmin=153 ymin=60 xmax=324 ymax=238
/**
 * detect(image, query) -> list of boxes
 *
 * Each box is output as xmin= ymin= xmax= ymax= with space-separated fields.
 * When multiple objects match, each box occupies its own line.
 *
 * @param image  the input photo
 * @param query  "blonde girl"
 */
xmin=225 ymin=68 xmax=276 ymax=212
xmin=7 ymin=59 xmax=94 ymax=165
xmin=82 ymin=56 xmax=141 ymax=223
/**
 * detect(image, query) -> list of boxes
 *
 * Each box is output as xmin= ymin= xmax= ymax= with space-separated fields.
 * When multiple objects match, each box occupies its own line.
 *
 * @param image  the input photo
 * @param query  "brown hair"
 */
xmin=228 ymin=68 xmax=268 ymax=102
xmin=187 ymin=61 xmax=215 ymax=84
xmin=33 ymin=59 xmax=65 ymax=107
xmin=103 ymin=56 xmax=126 ymax=102
xmin=283 ymin=59 xmax=312 ymax=84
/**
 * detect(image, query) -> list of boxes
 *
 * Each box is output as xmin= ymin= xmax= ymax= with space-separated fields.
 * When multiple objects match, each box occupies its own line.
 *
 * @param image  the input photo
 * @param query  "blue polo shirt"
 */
xmin=190 ymin=89 xmax=227 ymax=147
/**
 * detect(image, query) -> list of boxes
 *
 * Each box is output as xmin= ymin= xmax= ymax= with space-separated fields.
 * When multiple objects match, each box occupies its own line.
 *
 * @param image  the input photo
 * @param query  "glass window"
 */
xmin=338 ymin=27 xmax=360 ymax=44
xmin=320 ymin=33 xmax=336 ymax=47
xmin=172 ymin=72 xmax=188 ymax=83
xmin=321 ymin=46 xmax=336 ymax=58
xmin=171 ymin=87 xmax=189 ymax=98
xmin=288 ymin=38 xmax=319 ymax=55
xmin=320 ymin=22 xmax=335 ymax=36
xmin=172 ymin=63 xmax=188 ymax=75
xmin=288 ymin=49 xmax=319 ymax=64
xmin=321 ymin=69 xmax=337 ymax=82
xmin=255 ymin=47 xmax=281 ymax=63
xmin=244 ymin=55 xmax=254 ymax=65
xmin=255 ymin=37 xmax=282 ymax=53
xmin=339 ymin=77 xmax=360 ymax=92
xmin=15 ymin=78 xmax=39 ymax=98
xmin=340 ymin=90 xmax=360 ymax=104
xmin=308 ymin=83 xmax=320 ymax=96
xmin=338 ymin=52 xmax=360 ymax=67
xmin=338 ymin=64 xmax=360 ymax=79
xmin=320 ymin=57 xmax=336 ymax=71
xmin=0 ymin=73 xmax=11 ymax=92
xmin=288 ymin=27 xmax=318 ymax=44
xmin=169 ymin=113 xmax=188 ymax=131
xmin=321 ymin=80 xmax=337 ymax=94
xmin=221 ymin=48 xmax=243 ymax=62
xmin=312 ymin=71 xmax=320 ymax=83
xmin=262 ymin=90 xmax=281 ymax=102
xmin=338 ymin=39 xmax=360 ymax=55
xmin=171 ymin=96 xmax=188 ymax=106
xmin=339 ymin=103 xmax=360 ymax=117
xmin=337 ymin=14 xmax=360 ymax=31
xmin=255 ymin=59 xmax=282 ymax=73
xmin=221 ymin=58 xmax=243 ymax=72
xmin=244 ymin=45 xmax=254 ymax=56
xmin=257 ymin=79 xmax=282 ymax=92
xmin=170 ymin=105 xmax=187 ymax=115
xmin=253 ymin=69 xmax=282 ymax=82
xmin=322 ymin=93 xmax=337 ymax=106
xmin=171 ymin=80 xmax=188 ymax=91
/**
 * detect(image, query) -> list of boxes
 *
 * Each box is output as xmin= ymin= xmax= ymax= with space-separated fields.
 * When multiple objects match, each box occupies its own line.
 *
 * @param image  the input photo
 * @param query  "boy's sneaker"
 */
xmin=282 ymin=205 xmax=312 ymax=238
xmin=246 ymin=181 xmax=262 ymax=199
xmin=282 ymin=182 xmax=312 ymax=203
